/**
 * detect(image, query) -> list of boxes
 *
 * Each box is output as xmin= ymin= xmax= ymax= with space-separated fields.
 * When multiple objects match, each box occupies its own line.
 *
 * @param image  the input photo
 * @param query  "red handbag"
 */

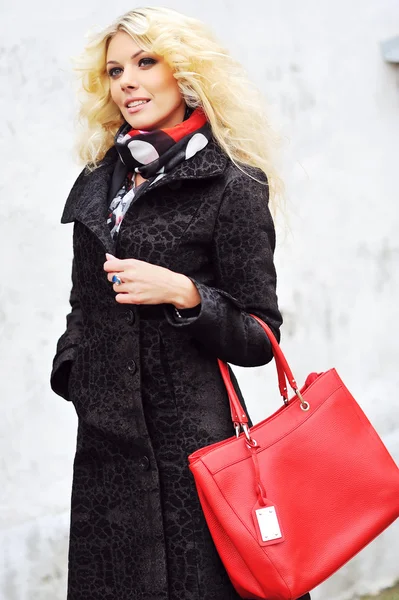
xmin=188 ymin=315 xmax=399 ymax=600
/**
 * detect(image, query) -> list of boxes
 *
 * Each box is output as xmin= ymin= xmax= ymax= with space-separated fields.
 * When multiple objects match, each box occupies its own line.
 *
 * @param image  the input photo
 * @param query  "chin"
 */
xmin=122 ymin=107 xmax=184 ymax=131
xmin=123 ymin=115 xmax=158 ymax=131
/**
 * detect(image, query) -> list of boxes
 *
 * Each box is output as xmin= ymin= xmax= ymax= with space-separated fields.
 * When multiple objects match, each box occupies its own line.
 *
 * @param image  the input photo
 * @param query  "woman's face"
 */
xmin=106 ymin=31 xmax=186 ymax=131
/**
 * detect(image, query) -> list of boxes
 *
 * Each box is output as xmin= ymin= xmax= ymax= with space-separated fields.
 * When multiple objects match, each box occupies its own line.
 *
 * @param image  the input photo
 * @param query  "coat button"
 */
xmin=127 ymin=360 xmax=137 ymax=374
xmin=125 ymin=310 xmax=135 ymax=325
xmin=138 ymin=456 xmax=150 ymax=471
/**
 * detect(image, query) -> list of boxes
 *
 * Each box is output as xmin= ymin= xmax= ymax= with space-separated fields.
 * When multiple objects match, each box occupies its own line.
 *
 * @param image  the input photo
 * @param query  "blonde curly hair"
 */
xmin=72 ymin=6 xmax=283 ymax=205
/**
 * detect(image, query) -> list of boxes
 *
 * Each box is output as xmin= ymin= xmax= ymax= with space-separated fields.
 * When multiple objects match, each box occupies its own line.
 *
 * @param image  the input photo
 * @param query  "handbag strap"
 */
xmin=218 ymin=314 xmax=307 ymax=428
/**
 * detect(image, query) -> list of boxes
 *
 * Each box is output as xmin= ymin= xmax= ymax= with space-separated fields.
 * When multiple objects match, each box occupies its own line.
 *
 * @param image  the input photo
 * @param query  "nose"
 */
xmin=119 ymin=66 xmax=138 ymax=91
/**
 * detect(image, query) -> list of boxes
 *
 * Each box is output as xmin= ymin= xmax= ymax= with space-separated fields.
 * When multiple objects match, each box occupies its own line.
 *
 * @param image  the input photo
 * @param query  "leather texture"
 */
xmin=50 ymin=139 xmax=283 ymax=600
xmin=189 ymin=316 xmax=399 ymax=600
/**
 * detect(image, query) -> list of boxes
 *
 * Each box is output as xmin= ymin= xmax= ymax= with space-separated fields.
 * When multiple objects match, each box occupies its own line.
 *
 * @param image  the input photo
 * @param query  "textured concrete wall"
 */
xmin=1 ymin=0 xmax=398 ymax=598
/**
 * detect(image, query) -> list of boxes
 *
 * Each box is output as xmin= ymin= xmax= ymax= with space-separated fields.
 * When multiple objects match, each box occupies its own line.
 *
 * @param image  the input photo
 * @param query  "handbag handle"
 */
xmin=219 ymin=358 xmax=288 ymax=426
xmin=218 ymin=314 xmax=309 ymax=438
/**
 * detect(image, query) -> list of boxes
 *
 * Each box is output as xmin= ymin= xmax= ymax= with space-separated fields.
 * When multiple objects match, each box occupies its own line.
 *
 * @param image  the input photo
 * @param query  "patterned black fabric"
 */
xmin=50 ymin=138 xmax=298 ymax=599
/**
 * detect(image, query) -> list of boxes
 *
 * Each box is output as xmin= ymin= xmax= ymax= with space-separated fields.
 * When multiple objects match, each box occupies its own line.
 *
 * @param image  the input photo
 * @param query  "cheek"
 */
xmin=169 ymin=81 xmax=183 ymax=104
xmin=152 ymin=69 xmax=181 ymax=100
xmin=109 ymin=83 xmax=119 ymax=103
xmin=107 ymin=78 xmax=123 ymax=105
xmin=162 ymin=80 xmax=182 ymax=106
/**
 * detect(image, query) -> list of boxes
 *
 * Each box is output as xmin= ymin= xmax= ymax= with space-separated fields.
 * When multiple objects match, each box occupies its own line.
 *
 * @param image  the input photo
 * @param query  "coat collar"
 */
xmin=61 ymin=137 xmax=229 ymax=253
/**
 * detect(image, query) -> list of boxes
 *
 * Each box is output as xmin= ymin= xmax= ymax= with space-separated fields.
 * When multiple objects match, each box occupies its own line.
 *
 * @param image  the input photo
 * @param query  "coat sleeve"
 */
xmin=164 ymin=171 xmax=283 ymax=366
xmin=50 ymin=259 xmax=83 ymax=400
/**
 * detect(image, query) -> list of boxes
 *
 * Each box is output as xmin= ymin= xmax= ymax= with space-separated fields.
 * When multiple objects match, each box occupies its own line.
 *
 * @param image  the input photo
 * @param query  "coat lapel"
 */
xmin=61 ymin=147 xmax=119 ymax=253
xmin=60 ymin=139 xmax=228 ymax=253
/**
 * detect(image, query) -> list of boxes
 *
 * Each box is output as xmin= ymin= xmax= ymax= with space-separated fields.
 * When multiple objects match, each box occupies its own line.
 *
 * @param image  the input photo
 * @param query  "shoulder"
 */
xmin=223 ymin=161 xmax=268 ymax=187
xmin=218 ymin=160 xmax=269 ymax=216
xmin=206 ymin=137 xmax=267 ymax=190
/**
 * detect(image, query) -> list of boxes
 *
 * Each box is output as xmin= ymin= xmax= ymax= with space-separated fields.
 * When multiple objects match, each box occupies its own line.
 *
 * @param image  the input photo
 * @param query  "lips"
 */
xmin=125 ymin=100 xmax=151 ymax=115
xmin=123 ymin=98 xmax=150 ymax=108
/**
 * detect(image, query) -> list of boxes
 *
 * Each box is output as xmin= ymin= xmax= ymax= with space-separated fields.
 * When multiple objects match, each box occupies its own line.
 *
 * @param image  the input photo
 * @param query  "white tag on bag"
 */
xmin=255 ymin=505 xmax=283 ymax=542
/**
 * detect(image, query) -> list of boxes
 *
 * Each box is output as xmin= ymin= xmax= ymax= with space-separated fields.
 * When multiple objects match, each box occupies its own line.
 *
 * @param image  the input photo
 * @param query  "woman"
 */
xmin=51 ymin=6 xmax=310 ymax=600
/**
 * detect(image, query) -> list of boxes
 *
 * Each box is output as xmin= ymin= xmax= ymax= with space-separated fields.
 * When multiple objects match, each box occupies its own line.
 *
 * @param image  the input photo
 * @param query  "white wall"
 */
xmin=1 ymin=1 xmax=398 ymax=598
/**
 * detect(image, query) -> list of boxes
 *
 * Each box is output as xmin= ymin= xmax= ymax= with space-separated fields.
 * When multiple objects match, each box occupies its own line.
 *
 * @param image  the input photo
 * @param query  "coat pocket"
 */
xmin=67 ymin=357 xmax=78 ymax=399
xmin=66 ymin=337 xmax=90 ymax=405
xmin=50 ymin=345 xmax=78 ymax=401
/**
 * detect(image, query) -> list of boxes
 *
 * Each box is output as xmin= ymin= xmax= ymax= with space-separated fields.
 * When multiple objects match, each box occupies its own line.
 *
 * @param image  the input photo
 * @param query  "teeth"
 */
xmin=127 ymin=100 xmax=148 ymax=108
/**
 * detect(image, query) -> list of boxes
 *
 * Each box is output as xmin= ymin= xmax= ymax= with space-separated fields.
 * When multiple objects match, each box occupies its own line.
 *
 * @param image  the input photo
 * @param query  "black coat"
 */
xmin=51 ymin=138 xmax=282 ymax=600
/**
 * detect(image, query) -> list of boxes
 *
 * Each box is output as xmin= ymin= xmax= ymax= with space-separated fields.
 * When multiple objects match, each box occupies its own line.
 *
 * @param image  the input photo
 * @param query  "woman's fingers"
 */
xmin=104 ymin=256 xmax=142 ymax=299
xmin=113 ymin=282 xmax=129 ymax=293
xmin=115 ymin=293 xmax=137 ymax=304
xmin=103 ymin=255 xmax=136 ymax=273
xmin=104 ymin=260 xmax=124 ymax=273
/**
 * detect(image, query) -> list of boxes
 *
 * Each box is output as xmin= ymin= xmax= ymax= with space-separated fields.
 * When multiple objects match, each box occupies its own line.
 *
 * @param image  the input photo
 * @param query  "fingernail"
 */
xmin=105 ymin=253 xmax=115 ymax=260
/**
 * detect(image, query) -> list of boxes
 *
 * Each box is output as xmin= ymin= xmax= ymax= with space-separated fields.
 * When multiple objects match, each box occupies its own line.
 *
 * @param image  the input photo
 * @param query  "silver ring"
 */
xmin=112 ymin=275 xmax=122 ymax=286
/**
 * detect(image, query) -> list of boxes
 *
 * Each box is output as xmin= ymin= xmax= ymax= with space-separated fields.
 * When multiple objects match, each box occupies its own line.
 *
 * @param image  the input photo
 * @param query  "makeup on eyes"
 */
xmin=108 ymin=57 xmax=157 ymax=77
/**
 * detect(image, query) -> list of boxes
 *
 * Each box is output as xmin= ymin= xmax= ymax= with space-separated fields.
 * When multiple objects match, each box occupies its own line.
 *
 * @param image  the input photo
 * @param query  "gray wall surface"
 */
xmin=1 ymin=0 xmax=398 ymax=598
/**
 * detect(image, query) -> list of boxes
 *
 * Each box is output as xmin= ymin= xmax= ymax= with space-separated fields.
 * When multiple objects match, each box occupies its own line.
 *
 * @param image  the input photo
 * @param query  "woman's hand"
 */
xmin=103 ymin=254 xmax=201 ymax=308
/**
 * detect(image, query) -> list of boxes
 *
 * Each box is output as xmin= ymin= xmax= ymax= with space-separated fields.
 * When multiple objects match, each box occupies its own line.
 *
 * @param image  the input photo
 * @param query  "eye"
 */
xmin=138 ymin=57 xmax=157 ymax=67
xmin=108 ymin=67 xmax=123 ymax=78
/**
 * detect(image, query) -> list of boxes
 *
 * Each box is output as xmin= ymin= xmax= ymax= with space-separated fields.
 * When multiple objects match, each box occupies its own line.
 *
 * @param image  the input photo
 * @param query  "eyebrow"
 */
xmin=106 ymin=50 xmax=145 ymax=66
